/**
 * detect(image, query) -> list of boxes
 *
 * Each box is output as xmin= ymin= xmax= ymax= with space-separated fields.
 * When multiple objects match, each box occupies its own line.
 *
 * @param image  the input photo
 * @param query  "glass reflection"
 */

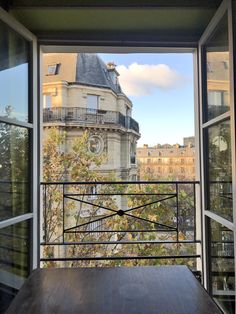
xmin=0 ymin=20 xmax=29 ymax=122
xmin=205 ymin=13 xmax=230 ymax=121
xmin=0 ymin=124 xmax=29 ymax=221
xmin=210 ymin=219 xmax=235 ymax=313
xmin=207 ymin=120 xmax=232 ymax=221
xmin=0 ymin=220 xmax=30 ymax=313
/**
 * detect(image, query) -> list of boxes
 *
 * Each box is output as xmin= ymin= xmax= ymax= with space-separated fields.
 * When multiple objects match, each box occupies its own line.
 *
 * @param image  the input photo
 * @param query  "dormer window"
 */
xmin=47 ymin=63 xmax=61 ymax=75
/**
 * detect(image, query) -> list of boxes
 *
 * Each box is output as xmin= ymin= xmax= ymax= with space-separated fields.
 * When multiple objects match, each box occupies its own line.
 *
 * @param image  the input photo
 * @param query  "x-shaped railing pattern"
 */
xmin=63 ymin=192 xmax=177 ymax=234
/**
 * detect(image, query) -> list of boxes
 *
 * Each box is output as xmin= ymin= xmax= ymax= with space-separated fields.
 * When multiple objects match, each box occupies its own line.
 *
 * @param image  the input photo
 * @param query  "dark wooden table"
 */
xmin=6 ymin=266 xmax=222 ymax=314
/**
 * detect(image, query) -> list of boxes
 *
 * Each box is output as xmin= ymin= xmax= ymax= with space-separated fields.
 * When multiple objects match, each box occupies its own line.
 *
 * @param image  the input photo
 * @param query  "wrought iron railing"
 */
xmin=127 ymin=116 xmax=139 ymax=133
xmin=43 ymin=107 xmax=139 ymax=133
xmin=40 ymin=180 xmax=201 ymax=272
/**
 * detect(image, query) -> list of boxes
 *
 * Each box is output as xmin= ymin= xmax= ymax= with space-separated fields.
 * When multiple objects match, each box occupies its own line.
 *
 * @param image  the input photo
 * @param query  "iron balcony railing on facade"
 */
xmin=43 ymin=107 xmax=139 ymax=133
xmin=126 ymin=116 xmax=139 ymax=133
xmin=41 ymin=180 xmax=201 ymax=275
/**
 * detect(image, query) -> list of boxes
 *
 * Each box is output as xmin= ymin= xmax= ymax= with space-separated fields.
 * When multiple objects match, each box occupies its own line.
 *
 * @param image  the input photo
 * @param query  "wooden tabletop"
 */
xmin=6 ymin=266 xmax=222 ymax=314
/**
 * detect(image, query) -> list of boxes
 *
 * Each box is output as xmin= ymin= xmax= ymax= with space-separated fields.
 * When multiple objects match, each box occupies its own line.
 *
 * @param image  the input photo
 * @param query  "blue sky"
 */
xmin=99 ymin=53 xmax=194 ymax=146
xmin=0 ymin=64 xmax=28 ymax=122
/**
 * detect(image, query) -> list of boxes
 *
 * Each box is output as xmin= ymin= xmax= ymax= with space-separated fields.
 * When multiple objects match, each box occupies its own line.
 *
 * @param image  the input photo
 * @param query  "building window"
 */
xmin=148 ymin=151 xmax=151 ymax=156
xmin=181 ymin=167 xmax=184 ymax=173
xmin=126 ymin=108 xmax=131 ymax=117
xmin=130 ymin=143 xmax=136 ymax=164
xmin=181 ymin=158 xmax=184 ymax=164
xmin=0 ymin=22 xmax=33 ymax=312
xmin=147 ymin=158 xmax=151 ymax=164
xmin=47 ymin=63 xmax=60 ymax=75
xmin=208 ymin=90 xmax=227 ymax=107
xmin=88 ymin=185 xmax=97 ymax=199
xmin=43 ymin=94 xmax=52 ymax=108
xmin=87 ymin=95 xmax=99 ymax=113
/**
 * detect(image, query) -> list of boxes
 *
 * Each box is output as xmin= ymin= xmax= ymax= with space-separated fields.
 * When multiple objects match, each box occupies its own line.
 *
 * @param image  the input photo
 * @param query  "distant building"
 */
xmin=43 ymin=53 xmax=140 ymax=180
xmin=137 ymin=138 xmax=195 ymax=180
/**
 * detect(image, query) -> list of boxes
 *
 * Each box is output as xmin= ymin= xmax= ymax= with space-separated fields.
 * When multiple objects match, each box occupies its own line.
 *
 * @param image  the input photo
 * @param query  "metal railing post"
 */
xmin=176 ymin=183 xmax=179 ymax=242
xmin=44 ymin=184 xmax=47 ymax=243
xmin=62 ymin=184 xmax=65 ymax=244
xmin=193 ymin=182 xmax=196 ymax=242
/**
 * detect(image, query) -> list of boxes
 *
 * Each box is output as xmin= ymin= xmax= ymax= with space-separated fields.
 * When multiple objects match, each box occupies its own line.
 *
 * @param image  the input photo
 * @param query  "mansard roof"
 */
xmin=43 ymin=53 xmax=126 ymax=97
xmin=75 ymin=53 xmax=123 ymax=95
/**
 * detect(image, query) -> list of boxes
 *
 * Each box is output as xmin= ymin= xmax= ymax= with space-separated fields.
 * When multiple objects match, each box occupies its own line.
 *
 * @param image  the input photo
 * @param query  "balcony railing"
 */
xmin=43 ymin=107 xmax=139 ymax=133
xmin=41 ymin=180 xmax=201 ymax=275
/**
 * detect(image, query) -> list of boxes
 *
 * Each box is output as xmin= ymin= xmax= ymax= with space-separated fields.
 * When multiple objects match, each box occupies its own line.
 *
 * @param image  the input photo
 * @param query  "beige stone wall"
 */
xmin=43 ymin=81 xmax=132 ymax=115
xmin=43 ymin=122 xmax=139 ymax=180
xmin=117 ymin=96 xmax=132 ymax=115
xmin=43 ymin=82 xmax=68 ymax=107
xmin=43 ymin=53 xmax=77 ymax=83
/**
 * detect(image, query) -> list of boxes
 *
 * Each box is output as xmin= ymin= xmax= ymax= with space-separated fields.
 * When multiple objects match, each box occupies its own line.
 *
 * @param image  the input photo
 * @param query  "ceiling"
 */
xmin=6 ymin=0 xmax=222 ymax=46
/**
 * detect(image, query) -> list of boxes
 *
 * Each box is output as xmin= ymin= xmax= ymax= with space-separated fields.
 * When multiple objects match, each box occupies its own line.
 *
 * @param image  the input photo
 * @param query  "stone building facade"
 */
xmin=43 ymin=53 xmax=140 ymax=180
xmin=137 ymin=137 xmax=195 ymax=180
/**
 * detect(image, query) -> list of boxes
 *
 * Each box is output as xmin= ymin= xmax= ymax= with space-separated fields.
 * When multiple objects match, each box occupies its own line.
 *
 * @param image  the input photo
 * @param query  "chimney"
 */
xmin=107 ymin=62 xmax=119 ymax=86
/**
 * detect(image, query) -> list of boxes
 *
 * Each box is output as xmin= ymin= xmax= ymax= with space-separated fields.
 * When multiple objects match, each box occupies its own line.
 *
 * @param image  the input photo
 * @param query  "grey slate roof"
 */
xmin=75 ymin=53 xmax=124 ymax=95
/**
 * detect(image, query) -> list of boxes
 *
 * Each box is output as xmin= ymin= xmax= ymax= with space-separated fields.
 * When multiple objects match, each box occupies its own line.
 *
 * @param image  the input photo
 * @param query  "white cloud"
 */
xmin=116 ymin=63 xmax=184 ymax=97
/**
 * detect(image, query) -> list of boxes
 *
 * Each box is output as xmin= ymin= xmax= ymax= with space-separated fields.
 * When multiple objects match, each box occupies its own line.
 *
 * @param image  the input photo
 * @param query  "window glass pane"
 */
xmin=48 ymin=64 xmax=56 ymax=75
xmin=0 ymin=20 xmax=29 ymax=123
xmin=210 ymin=219 xmax=235 ymax=313
xmin=47 ymin=64 xmax=60 ymax=75
xmin=0 ymin=220 xmax=30 ymax=313
xmin=43 ymin=95 xmax=52 ymax=108
xmin=207 ymin=120 xmax=232 ymax=221
xmin=205 ymin=13 xmax=230 ymax=121
xmin=87 ymin=95 xmax=98 ymax=112
xmin=0 ymin=124 xmax=30 ymax=221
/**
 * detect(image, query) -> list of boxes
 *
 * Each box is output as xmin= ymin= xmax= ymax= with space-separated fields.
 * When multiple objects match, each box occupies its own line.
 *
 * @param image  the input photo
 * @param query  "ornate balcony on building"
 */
xmin=43 ymin=107 xmax=140 ymax=134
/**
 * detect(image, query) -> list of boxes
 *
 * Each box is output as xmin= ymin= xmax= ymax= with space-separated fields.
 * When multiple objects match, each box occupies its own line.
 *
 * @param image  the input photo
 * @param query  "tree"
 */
xmin=0 ymin=105 xmax=29 ymax=276
xmin=43 ymin=128 xmax=106 ymax=242
xmin=42 ymin=128 xmax=196 ymax=268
